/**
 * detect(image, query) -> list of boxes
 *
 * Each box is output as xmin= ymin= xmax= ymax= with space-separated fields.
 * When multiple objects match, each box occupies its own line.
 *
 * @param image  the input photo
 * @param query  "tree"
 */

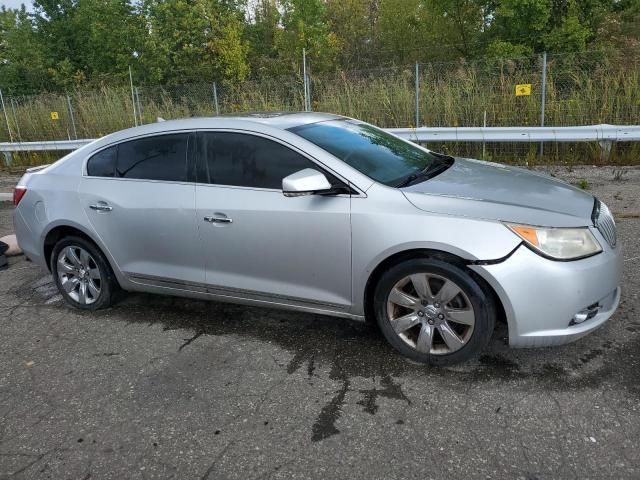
xmin=274 ymin=0 xmax=340 ymax=73
xmin=0 ymin=6 xmax=49 ymax=93
xmin=485 ymin=0 xmax=552 ymax=53
xmin=140 ymin=0 xmax=249 ymax=85
xmin=29 ymin=0 xmax=145 ymax=87
xmin=245 ymin=0 xmax=282 ymax=77
xmin=73 ymin=0 xmax=146 ymax=83
xmin=376 ymin=0 xmax=430 ymax=64
xmin=326 ymin=0 xmax=377 ymax=68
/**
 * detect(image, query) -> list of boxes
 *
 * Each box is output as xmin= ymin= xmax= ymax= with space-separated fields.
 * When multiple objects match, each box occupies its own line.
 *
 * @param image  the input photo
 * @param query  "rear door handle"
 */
xmin=89 ymin=203 xmax=113 ymax=212
xmin=204 ymin=215 xmax=232 ymax=224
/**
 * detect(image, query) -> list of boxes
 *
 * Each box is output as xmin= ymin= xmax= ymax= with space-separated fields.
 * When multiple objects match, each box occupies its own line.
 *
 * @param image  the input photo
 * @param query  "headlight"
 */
xmin=505 ymin=223 xmax=602 ymax=260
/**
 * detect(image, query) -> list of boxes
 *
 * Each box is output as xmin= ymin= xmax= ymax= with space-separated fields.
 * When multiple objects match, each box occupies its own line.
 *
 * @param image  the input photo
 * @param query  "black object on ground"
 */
xmin=0 ymin=241 xmax=7 ymax=269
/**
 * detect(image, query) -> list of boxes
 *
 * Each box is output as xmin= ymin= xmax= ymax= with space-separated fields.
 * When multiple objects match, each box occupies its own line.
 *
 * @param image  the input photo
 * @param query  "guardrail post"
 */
xmin=598 ymin=140 xmax=613 ymax=162
xmin=1 ymin=151 xmax=12 ymax=167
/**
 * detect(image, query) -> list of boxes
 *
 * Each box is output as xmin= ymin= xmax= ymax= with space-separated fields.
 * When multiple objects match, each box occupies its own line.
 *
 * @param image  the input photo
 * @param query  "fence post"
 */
xmin=66 ymin=95 xmax=78 ymax=140
xmin=539 ymin=51 xmax=547 ymax=158
xmin=302 ymin=48 xmax=311 ymax=111
xmin=0 ymin=89 xmax=14 ymax=143
xmin=212 ymin=82 xmax=220 ymax=115
xmin=10 ymin=98 xmax=21 ymax=141
xmin=129 ymin=66 xmax=138 ymax=127
xmin=135 ymin=87 xmax=143 ymax=124
xmin=415 ymin=63 xmax=420 ymax=128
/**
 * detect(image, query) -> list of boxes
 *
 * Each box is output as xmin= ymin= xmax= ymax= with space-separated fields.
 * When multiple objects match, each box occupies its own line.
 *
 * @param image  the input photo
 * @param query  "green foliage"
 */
xmin=0 ymin=0 xmax=638 ymax=93
xmin=0 ymin=6 xmax=49 ymax=93
xmin=576 ymin=179 xmax=590 ymax=189
xmin=486 ymin=41 xmax=534 ymax=58
xmin=138 ymin=0 xmax=249 ymax=85
xmin=275 ymin=0 xmax=339 ymax=72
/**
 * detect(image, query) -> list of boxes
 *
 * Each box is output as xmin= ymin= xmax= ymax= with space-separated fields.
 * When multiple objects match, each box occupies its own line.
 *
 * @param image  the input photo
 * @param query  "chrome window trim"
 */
xmin=193 ymin=128 xmax=367 ymax=197
xmin=82 ymin=127 xmax=367 ymax=197
xmin=82 ymin=130 xmax=193 ymax=183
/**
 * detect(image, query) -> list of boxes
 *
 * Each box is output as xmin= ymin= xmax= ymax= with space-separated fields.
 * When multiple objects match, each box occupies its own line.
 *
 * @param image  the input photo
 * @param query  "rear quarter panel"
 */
xmin=14 ymin=159 xmax=127 ymax=285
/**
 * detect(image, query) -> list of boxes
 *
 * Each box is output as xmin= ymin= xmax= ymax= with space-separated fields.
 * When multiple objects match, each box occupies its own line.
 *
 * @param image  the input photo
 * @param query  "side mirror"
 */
xmin=282 ymin=168 xmax=332 ymax=197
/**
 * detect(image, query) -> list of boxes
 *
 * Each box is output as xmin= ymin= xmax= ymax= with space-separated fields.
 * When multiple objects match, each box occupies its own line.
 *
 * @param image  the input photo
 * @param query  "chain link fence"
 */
xmin=1 ymin=48 xmax=639 ymax=167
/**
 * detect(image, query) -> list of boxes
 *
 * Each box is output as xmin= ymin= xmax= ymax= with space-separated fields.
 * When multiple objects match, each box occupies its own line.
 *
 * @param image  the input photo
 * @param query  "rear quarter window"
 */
xmin=87 ymin=146 xmax=117 ymax=177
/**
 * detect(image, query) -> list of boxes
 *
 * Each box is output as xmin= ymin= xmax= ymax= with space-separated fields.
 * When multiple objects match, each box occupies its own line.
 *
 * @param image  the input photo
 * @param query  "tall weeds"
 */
xmin=1 ymin=51 xmax=639 ymax=168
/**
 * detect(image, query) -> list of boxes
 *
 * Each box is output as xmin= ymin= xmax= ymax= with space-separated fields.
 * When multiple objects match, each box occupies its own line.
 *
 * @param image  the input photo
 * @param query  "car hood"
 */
xmin=402 ymin=158 xmax=595 ymax=227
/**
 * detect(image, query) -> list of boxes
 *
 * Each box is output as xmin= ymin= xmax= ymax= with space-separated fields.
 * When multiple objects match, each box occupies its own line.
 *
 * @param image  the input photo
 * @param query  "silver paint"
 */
xmin=13 ymin=113 xmax=622 ymax=348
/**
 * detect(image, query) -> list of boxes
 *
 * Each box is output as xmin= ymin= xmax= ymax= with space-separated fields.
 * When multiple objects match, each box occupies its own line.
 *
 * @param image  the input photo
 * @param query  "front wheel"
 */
xmin=51 ymin=236 xmax=118 ymax=310
xmin=373 ymin=258 xmax=495 ymax=365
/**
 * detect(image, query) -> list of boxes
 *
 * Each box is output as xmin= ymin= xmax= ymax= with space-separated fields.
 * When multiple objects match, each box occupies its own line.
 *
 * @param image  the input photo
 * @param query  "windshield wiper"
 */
xmin=394 ymin=156 xmax=454 ymax=188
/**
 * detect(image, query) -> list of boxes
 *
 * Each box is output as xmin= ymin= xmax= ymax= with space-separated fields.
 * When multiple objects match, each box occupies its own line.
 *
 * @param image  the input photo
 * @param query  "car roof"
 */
xmin=221 ymin=112 xmax=346 ymax=129
xmin=137 ymin=112 xmax=344 ymax=133
xmin=86 ymin=112 xmax=346 ymax=149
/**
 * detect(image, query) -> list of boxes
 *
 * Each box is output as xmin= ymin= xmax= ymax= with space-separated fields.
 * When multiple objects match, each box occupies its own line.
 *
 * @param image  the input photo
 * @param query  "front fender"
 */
xmin=350 ymin=184 xmax=521 ymax=316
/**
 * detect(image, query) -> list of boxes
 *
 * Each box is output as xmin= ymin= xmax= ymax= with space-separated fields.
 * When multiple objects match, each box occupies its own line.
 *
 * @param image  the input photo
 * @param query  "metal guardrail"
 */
xmin=0 ymin=139 xmax=92 ymax=152
xmin=389 ymin=124 xmax=640 ymax=142
xmin=1 ymin=124 xmax=639 ymax=166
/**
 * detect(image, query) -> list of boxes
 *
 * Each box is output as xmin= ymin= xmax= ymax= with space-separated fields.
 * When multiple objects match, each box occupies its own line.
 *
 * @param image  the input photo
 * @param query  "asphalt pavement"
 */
xmin=1 ymin=171 xmax=640 ymax=479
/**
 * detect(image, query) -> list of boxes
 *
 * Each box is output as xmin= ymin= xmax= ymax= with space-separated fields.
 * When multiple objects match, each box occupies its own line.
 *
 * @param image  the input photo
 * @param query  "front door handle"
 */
xmin=89 ymin=203 xmax=113 ymax=212
xmin=204 ymin=215 xmax=232 ymax=224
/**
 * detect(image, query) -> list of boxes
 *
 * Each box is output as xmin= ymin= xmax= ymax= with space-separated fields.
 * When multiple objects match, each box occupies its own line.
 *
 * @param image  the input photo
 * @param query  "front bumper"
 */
xmin=471 ymin=235 xmax=622 ymax=348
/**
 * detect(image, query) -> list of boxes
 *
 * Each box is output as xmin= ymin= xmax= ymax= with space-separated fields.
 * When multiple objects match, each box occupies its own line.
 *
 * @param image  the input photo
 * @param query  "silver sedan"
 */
xmin=13 ymin=113 xmax=621 ymax=365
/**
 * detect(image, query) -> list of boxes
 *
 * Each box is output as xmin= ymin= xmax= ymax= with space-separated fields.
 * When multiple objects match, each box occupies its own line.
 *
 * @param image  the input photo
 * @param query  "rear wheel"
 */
xmin=51 ymin=236 xmax=117 ymax=310
xmin=373 ymin=258 xmax=494 ymax=365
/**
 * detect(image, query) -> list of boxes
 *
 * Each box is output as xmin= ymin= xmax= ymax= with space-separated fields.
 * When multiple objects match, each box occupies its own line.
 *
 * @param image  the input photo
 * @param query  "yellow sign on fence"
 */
xmin=515 ymin=84 xmax=532 ymax=96
xmin=50 ymin=111 xmax=59 ymax=120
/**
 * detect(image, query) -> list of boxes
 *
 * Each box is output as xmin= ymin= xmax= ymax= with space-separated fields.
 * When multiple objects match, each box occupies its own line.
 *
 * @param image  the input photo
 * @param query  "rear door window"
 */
xmin=116 ymin=134 xmax=189 ymax=182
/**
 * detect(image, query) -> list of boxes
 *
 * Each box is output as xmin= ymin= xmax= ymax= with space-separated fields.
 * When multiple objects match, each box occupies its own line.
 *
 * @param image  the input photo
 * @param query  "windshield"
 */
xmin=289 ymin=120 xmax=440 ymax=186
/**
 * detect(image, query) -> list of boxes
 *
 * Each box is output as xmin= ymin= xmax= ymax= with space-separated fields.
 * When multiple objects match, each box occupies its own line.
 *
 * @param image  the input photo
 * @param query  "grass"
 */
xmin=576 ymin=179 xmax=591 ymax=190
xmin=1 ymin=50 xmax=639 ymax=169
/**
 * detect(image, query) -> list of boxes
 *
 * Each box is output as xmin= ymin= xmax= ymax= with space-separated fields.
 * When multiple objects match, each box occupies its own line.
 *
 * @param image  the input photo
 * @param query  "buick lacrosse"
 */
xmin=13 ymin=113 xmax=621 ymax=364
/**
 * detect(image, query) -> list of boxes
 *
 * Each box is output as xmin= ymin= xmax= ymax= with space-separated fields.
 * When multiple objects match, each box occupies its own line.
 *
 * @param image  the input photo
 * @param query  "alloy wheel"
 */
xmin=56 ymin=245 xmax=102 ymax=305
xmin=386 ymin=272 xmax=475 ymax=355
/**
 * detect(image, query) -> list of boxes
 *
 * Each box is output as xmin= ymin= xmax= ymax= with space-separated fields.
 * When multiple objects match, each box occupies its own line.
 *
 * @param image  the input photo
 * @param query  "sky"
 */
xmin=1 ymin=0 xmax=33 ymax=10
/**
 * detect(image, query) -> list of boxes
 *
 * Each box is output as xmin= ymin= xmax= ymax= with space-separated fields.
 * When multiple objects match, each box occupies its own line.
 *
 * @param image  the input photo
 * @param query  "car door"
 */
xmin=194 ymin=130 xmax=352 ymax=312
xmin=78 ymin=132 xmax=203 ymax=285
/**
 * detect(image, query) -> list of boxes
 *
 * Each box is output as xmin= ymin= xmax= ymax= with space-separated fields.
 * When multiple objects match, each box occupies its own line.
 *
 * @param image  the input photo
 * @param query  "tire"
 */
xmin=373 ymin=257 xmax=495 ymax=366
xmin=50 ymin=235 xmax=118 ymax=310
